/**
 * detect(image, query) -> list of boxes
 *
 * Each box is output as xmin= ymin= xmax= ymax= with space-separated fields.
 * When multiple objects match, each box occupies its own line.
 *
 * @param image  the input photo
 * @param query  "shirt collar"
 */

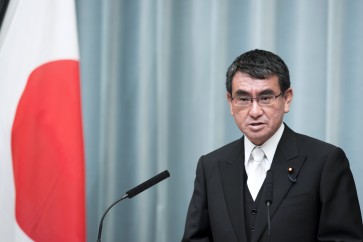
xmin=244 ymin=123 xmax=285 ymax=168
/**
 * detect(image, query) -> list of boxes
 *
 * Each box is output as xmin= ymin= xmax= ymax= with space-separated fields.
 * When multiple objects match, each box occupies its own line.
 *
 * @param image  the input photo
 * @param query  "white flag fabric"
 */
xmin=0 ymin=0 xmax=86 ymax=241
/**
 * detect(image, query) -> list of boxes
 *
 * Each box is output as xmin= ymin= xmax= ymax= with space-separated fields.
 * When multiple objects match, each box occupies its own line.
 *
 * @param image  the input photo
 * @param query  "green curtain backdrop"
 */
xmin=76 ymin=0 xmax=363 ymax=241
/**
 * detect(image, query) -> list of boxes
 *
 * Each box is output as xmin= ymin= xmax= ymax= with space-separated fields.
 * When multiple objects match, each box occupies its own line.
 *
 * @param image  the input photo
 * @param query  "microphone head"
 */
xmin=265 ymin=170 xmax=274 ymax=205
xmin=126 ymin=170 xmax=170 ymax=198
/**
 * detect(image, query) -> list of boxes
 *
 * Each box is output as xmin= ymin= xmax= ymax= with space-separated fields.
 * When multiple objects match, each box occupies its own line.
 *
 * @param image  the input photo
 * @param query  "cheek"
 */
xmin=232 ymin=109 xmax=247 ymax=124
xmin=268 ymin=107 xmax=285 ymax=124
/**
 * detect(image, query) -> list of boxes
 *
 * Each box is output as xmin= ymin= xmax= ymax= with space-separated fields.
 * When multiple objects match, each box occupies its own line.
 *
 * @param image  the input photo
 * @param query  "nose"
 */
xmin=249 ymin=100 xmax=263 ymax=118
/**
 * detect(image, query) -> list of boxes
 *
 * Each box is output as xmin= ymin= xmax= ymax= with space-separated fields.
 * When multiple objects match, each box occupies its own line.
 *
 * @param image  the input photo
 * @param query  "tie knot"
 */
xmin=252 ymin=147 xmax=265 ymax=162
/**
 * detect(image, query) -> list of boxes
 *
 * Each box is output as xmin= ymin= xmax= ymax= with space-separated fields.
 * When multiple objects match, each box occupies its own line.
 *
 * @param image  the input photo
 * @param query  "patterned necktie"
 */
xmin=247 ymin=146 xmax=266 ymax=200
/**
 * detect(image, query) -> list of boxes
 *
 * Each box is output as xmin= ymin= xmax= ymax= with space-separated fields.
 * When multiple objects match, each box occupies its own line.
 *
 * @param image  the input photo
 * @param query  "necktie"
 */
xmin=247 ymin=146 xmax=266 ymax=200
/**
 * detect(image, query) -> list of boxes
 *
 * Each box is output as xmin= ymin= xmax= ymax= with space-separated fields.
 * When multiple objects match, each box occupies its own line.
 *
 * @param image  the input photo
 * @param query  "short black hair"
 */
xmin=226 ymin=49 xmax=290 ymax=95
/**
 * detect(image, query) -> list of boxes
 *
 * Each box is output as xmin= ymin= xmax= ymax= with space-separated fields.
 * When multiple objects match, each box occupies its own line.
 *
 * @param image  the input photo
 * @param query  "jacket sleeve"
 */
xmin=181 ymin=156 xmax=213 ymax=242
xmin=317 ymin=147 xmax=363 ymax=241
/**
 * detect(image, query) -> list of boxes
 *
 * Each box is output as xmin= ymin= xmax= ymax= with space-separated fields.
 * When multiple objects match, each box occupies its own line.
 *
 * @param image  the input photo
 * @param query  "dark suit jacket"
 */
xmin=182 ymin=125 xmax=363 ymax=242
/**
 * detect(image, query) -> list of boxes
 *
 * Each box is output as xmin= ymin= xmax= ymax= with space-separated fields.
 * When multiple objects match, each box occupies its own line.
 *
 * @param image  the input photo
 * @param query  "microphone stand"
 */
xmin=266 ymin=200 xmax=271 ymax=242
xmin=97 ymin=194 xmax=128 ymax=242
xmin=265 ymin=170 xmax=274 ymax=242
xmin=95 ymin=170 xmax=170 ymax=242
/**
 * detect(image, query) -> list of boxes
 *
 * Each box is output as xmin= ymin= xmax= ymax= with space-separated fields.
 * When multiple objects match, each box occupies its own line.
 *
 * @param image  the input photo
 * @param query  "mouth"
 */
xmin=249 ymin=122 xmax=265 ymax=130
xmin=250 ymin=122 xmax=264 ymax=126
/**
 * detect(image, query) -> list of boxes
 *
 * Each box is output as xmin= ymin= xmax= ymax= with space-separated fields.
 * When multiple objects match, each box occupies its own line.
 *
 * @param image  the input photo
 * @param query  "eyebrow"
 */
xmin=234 ymin=89 xmax=276 ymax=96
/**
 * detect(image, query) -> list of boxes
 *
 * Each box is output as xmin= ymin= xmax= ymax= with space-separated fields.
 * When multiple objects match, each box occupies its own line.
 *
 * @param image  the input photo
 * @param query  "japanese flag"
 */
xmin=0 ymin=0 xmax=86 ymax=241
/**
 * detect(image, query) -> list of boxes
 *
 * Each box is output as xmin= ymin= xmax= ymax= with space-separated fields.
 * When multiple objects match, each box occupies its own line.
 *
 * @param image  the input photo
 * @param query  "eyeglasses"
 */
xmin=231 ymin=92 xmax=283 ymax=107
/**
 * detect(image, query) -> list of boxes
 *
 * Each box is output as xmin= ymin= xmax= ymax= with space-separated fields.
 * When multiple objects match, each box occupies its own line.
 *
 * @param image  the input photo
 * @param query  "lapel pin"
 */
xmin=287 ymin=167 xmax=297 ymax=183
xmin=288 ymin=167 xmax=294 ymax=174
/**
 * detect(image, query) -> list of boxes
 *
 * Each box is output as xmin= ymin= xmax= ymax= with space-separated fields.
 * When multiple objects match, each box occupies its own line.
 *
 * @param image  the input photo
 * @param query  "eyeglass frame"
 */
xmin=230 ymin=92 xmax=283 ymax=107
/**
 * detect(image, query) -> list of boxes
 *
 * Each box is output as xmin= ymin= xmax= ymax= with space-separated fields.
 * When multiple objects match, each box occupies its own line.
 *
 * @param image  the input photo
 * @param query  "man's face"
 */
xmin=227 ymin=72 xmax=293 ymax=145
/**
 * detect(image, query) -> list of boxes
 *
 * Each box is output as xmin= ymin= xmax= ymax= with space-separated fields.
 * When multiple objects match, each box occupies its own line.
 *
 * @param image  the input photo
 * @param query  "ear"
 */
xmin=283 ymin=88 xmax=293 ymax=113
xmin=227 ymin=92 xmax=234 ymax=115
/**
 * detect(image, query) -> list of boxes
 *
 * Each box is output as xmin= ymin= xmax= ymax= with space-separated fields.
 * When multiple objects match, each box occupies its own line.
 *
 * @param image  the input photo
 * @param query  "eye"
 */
xmin=237 ymin=96 xmax=251 ymax=102
xmin=260 ymin=96 xmax=271 ymax=101
xmin=259 ymin=95 xmax=273 ymax=103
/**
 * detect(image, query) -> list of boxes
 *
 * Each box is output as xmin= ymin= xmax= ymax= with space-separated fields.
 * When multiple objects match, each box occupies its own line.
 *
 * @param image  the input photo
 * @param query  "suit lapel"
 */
xmin=251 ymin=125 xmax=307 ymax=242
xmin=218 ymin=138 xmax=248 ymax=242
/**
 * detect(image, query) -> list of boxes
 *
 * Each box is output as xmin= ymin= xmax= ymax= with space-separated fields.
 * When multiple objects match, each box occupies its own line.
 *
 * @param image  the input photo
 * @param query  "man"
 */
xmin=181 ymin=49 xmax=363 ymax=242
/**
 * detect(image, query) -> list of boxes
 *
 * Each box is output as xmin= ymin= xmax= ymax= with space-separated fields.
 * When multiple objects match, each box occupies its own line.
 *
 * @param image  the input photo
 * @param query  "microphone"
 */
xmin=265 ymin=170 xmax=274 ymax=242
xmin=126 ymin=170 xmax=170 ymax=198
xmin=97 ymin=170 xmax=170 ymax=242
xmin=265 ymin=170 xmax=274 ymax=206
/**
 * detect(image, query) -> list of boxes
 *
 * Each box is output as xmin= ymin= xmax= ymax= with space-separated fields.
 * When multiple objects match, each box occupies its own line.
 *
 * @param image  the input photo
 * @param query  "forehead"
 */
xmin=231 ymin=72 xmax=280 ymax=94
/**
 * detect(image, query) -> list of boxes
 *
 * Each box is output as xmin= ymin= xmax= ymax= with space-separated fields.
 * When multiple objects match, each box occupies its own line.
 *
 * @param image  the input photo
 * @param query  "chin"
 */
xmin=245 ymin=133 xmax=268 ymax=146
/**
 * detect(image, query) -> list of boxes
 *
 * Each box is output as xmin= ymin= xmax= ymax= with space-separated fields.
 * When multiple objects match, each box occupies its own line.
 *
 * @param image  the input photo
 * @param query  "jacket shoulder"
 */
xmin=283 ymin=124 xmax=343 ymax=153
xmin=203 ymin=138 xmax=243 ymax=161
xmin=294 ymin=132 xmax=342 ymax=153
